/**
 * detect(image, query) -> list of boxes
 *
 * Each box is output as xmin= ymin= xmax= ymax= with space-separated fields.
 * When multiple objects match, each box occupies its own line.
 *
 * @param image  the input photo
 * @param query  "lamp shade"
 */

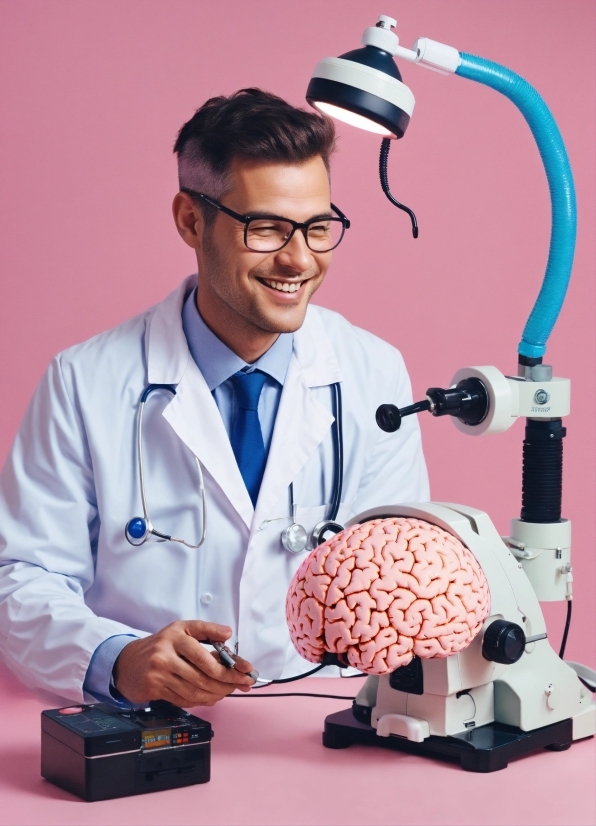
xmin=306 ymin=43 xmax=415 ymax=139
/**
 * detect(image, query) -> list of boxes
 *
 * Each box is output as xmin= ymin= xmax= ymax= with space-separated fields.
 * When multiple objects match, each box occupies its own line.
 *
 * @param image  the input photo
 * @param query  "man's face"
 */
xmin=197 ymin=155 xmax=333 ymax=336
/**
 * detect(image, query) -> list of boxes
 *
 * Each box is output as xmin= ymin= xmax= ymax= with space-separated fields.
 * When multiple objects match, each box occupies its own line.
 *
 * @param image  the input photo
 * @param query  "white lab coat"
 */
xmin=0 ymin=275 xmax=429 ymax=702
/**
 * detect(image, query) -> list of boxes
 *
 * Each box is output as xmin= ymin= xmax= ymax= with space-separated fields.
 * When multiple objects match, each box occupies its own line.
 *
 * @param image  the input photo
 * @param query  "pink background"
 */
xmin=0 ymin=2 xmax=594 ymax=823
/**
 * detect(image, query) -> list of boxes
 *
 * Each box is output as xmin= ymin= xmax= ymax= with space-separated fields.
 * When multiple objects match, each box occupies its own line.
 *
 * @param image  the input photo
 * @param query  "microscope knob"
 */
xmin=482 ymin=620 xmax=526 ymax=665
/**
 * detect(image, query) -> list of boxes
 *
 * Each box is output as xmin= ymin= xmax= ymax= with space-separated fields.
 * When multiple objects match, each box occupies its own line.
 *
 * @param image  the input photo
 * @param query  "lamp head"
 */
xmin=306 ymin=15 xmax=415 ymax=139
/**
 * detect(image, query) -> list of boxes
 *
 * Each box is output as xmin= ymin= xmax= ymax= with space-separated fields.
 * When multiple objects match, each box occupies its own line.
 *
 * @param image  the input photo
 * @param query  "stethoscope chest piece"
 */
xmin=311 ymin=520 xmax=344 ymax=548
xmin=126 ymin=517 xmax=150 ymax=546
xmin=281 ymin=523 xmax=309 ymax=554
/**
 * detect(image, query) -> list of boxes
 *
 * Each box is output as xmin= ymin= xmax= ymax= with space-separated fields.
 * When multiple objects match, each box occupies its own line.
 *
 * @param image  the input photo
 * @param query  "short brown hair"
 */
xmin=174 ymin=88 xmax=335 ymax=217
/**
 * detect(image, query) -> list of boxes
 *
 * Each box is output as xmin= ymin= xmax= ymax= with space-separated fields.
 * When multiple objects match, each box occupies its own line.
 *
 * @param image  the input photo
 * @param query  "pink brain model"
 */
xmin=286 ymin=518 xmax=490 ymax=675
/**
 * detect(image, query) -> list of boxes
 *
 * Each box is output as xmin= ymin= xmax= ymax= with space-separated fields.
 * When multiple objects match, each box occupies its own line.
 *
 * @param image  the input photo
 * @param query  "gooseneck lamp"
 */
xmin=308 ymin=14 xmax=580 ymax=648
xmin=306 ymin=14 xmax=576 ymax=364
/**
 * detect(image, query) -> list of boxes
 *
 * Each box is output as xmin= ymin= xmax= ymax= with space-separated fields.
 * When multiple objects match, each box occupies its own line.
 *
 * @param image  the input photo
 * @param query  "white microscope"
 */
xmin=304 ymin=15 xmax=596 ymax=771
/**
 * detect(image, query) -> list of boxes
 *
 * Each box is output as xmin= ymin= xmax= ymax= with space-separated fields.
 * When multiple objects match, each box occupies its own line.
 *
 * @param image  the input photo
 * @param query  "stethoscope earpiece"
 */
xmin=281 ymin=523 xmax=309 ymax=554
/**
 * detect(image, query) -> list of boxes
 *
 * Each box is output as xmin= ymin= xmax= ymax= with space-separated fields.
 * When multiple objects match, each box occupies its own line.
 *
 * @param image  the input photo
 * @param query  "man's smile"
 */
xmin=256 ymin=276 xmax=310 ymax=295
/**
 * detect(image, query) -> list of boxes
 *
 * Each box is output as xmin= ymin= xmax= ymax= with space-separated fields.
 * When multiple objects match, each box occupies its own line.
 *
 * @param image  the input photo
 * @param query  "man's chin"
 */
xmin=252 ymin=303 xmax=309 ymax=335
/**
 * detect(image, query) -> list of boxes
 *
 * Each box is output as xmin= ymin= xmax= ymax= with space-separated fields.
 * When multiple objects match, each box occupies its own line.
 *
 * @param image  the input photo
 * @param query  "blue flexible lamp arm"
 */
xmin=455 ymin=54 xmax=577 ymax=361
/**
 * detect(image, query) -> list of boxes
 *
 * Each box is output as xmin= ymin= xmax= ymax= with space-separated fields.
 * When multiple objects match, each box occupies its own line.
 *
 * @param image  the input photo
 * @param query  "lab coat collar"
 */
xmin=146 ymin=274 xmax=196 ymax=385
xmin=292 ymin=304 xmax=343 ymax=388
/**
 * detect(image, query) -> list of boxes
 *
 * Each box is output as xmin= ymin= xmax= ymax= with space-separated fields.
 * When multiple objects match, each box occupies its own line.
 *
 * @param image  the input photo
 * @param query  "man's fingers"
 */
xmin=170 ymin=655 xmax=247 ymax=697
xmin=175 ymin=636 xmax=254 ymax=685
xmin=229 ymin=653 xmax=254 ymax=675
xmin=208 ymin=648 xmax=255 ymax=676
xmin=160 ymin=683 xmax=195 ymax=708
xmin=183 ymin=620 xmax=232 ymax=643
xmin=167 ymin=673 xmax=236 ymax=706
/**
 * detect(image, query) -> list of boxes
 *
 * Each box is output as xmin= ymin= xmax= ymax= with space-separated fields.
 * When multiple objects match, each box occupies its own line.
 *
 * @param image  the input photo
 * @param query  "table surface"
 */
xmin=0 ymin=661 xmax=594 ymax=826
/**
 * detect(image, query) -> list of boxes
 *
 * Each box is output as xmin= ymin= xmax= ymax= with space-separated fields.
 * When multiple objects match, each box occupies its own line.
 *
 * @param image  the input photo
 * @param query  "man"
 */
xmin=0 ymin=89 xmax=429 ymax=708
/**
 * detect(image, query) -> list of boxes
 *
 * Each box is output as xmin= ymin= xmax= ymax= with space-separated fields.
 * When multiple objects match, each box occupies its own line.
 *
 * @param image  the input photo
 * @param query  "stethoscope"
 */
xmin=280 ymin=382 xmax=344 ymax=552
xmin=125 ymin=382 xmax=344 ymax=552
xmin=125 ymin=385 xmax=207 ymax=548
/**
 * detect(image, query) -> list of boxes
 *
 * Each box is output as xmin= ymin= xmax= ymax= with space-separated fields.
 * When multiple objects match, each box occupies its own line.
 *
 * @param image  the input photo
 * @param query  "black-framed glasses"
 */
xmin=182 ymin=188 xmax=350 ymax=253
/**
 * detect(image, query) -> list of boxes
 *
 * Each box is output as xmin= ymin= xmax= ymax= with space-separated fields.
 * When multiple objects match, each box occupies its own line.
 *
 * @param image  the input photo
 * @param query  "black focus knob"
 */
xmin=376 ymin=404 xmax=402 ymax=432
xmin=482 ymin=620 xmax=526 ymax=665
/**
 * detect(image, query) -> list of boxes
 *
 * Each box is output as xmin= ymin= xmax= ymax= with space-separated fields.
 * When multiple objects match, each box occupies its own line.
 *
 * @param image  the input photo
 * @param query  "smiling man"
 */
xmin=0 ymin=89 xmax=429 ymax=708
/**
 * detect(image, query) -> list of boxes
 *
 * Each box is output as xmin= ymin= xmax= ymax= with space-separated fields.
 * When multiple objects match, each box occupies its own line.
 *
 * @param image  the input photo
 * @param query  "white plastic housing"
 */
xmin=413 ymin=37 xmax=461 ymax=75
xmin=310 ymin=57 xmax=415 ymax=117
xmin=450 ymin=366 xmax=517 ymax=436
xmin=513 ymin=376 xmax=570 ymax=418
xmin=349 ymin=503 xmax=594 ymax=739
xmin=449 ymin=367 xmax=571 ymax=436
xmin=362 ymin=24 xmax=399 ymax=55
xmin=507 ymin=519 xmax=572 ymax=602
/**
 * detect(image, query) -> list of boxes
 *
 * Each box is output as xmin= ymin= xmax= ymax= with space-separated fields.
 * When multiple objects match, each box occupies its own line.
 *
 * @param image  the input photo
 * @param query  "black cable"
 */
xmin=578 ymin=676 xmax=596 ymax=693
xmin=559 ymin=599 xmax=572 ymax=659
xmin=379 ymin=138 xmax=418 ymax=238
xmin=228 ymin=692 xmax=357 ymax=700
xmin=251 ymin=663 xmax=326 ymax=687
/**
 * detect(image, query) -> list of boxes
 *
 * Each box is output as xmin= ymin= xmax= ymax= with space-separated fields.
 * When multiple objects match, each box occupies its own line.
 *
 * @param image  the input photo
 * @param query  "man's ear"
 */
xmin=172 ymin=192 xmax=205 ymax=249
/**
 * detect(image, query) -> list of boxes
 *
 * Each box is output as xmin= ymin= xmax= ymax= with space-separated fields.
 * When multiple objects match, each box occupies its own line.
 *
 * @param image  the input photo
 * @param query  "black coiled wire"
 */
xmin=379 ymin=138 xmax=418 ymax=238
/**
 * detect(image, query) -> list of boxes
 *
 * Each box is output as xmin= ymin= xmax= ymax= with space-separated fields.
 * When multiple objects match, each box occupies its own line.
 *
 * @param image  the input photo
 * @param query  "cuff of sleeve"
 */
xmin=83 ymin=634 xmax=138 ymax=707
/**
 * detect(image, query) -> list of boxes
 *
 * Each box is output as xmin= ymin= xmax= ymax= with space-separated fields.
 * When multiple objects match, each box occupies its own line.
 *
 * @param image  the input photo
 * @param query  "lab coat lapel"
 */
xmin=252 ymin=307 xmax=343 ymax=531
xmin=146 ymin=275 xmax=253 ymax=529
xmin=162 ymin=363 xmax=254 ymax=529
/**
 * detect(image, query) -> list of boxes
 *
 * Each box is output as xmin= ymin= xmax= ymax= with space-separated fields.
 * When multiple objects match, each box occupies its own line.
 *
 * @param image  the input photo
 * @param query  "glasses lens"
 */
xmin=306 ymin=218 xmax=344 ymax=252
xmin=245 ymin=217 xmax=345 ymax=252
xmin=246 ymin=219 xmax=294 ymax=252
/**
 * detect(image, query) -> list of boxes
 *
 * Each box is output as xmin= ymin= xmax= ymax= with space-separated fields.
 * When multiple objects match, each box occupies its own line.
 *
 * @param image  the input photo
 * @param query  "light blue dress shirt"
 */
xmin=83 ymin=287 xmax=293 ymax=704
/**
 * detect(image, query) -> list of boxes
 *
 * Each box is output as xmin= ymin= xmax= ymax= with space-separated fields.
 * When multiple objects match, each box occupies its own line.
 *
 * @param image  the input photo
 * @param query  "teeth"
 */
xmin=263 ymin=279 xmax=302 ymax=293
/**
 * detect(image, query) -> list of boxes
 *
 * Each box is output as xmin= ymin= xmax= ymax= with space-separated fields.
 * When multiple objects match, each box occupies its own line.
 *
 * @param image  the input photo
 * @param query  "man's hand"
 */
xmin=113 ymin=620 xmax=256 ymax=707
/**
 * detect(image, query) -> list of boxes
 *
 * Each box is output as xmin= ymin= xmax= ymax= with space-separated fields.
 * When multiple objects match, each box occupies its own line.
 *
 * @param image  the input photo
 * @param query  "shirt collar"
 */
xmin=182 ymin=287 xmax=293 ymax=390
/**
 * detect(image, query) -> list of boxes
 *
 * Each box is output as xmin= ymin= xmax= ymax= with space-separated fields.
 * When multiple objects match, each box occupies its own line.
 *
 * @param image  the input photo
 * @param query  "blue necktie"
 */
xmin=230 ymin=370 xmax=268 ymax=506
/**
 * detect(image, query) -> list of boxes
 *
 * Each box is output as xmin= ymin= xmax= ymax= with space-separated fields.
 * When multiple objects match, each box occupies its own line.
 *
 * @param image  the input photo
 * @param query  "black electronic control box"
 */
xmin=41 ymin=700 xmax=213 ymax=801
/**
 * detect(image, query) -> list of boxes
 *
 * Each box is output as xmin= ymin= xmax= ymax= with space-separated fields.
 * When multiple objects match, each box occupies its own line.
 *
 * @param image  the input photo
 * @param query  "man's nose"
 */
xmin=274 ymin=229 xmax=315 ymax=272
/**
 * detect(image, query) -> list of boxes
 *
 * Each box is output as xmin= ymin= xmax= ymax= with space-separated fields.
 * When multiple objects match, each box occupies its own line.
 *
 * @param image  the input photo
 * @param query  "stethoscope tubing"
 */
xmin=281 ymin=382 xmax=344 ymax=552
xmin=329 ymin=382 xmax=344 ymax=523
xmin=127 ymin=384 xmax=207 ymax=548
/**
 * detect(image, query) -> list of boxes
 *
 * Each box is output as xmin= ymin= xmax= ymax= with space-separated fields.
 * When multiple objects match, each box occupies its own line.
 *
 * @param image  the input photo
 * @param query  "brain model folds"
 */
xmin=286 ymin=517 xmax=490 ymax=675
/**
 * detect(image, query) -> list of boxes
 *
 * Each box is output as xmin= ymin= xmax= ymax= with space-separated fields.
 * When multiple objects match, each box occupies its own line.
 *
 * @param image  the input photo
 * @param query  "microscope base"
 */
xmin=323 ymin=708 xmax=575 ymax=772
